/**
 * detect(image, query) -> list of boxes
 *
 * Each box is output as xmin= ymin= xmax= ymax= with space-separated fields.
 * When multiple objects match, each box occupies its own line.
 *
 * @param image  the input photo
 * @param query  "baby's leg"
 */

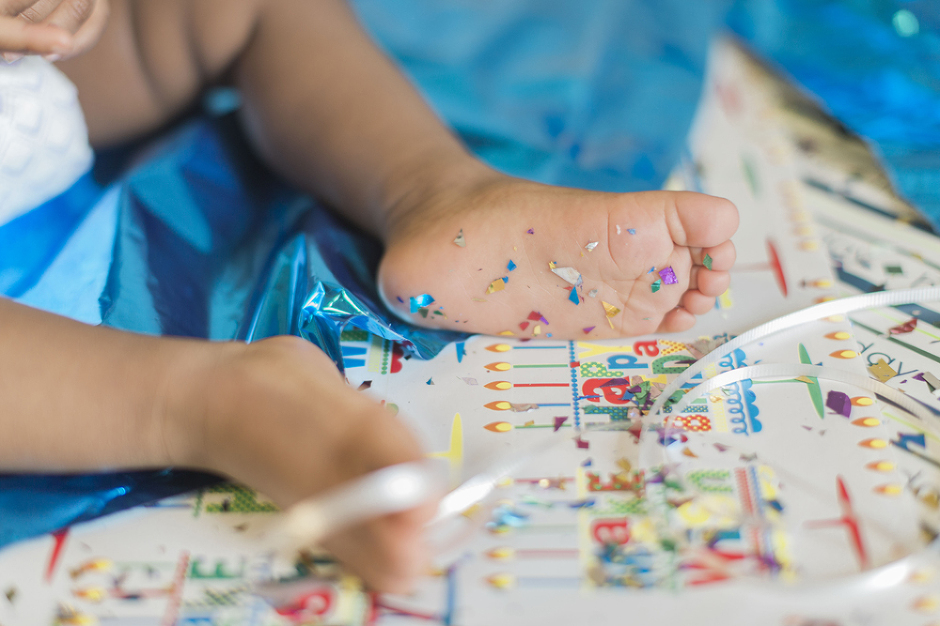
xmin=379 ymin=178 xmax=737 ymax=339
xmin=58 ymin=0 xmax=737 ymax=340
xmin=55 ymin=0 xmax=263 ymax=146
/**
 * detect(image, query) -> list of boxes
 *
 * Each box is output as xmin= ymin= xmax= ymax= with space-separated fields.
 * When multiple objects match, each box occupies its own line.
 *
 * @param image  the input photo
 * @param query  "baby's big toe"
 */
xmin=669 ymin=192 xmax=739 ymax=249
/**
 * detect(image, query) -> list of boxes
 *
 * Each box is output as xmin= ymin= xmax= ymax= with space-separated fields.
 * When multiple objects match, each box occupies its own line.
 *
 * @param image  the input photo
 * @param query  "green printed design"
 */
xmin=686 ymin=469 xmax=733 ymax=494
xmin=583 ymin=405 xmax=633 ymax=421
xmin=652 ymin=354 xmax=694 ymax=375
xmin=798 ymin=343 xmax=825 ymax=419
xmin=580 ymin=361 xmax=624 ymax=378
xmin=594 ymin=497 xmax=650 ymax=517
xmin=202 ymin=484 xmax=279 ymax=514
xmin=381 ymin=338 xmax=390 ymax=374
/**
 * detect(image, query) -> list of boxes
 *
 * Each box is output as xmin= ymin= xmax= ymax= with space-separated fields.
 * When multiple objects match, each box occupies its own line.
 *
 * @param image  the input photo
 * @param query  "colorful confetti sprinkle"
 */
xmin=533 ymin=325 xmax=541 ymax=336
xmin=825 ymin=390 xmax=852 ymax=417
xmin=583 ymin=326 xmax=595 ymax=333
xmin=527 ymin=228 xmax=535 ymax=234
xmin=616 ymin=225 xmax=621 ymax=234
xmin=426 ymin=378 xmax=434 ymax=385
xmin=651 ymin=279 xmax=662 ymax=293
xmin=553 ymin=416 xmax=568 ymax=432
xmin=627 ymin=228 xmax=636 ymax=235
xmin=527 ymin=311 xmax=542 ymax=321
xmin=498 ymin=330 xmax=515 ymax=336
xmin=510 ymin=403 xmax=539 ymax=413
xmin=703 ymin=253 xmax=713 ymax=270
xmin=658 ymin=266 xmax=677 ymax=285
xmin=551 ymin=266 xmax=582 ymax=285
xmin=868 ymin=358 xmax=897 ymax=383
xmin=588 ymin=288 xmax=598 ymax=298
xmin=507 ymin=260 xmax=517 ymax=271
xmin=519 ymin=321 xmax=529 ymax=330
xmin=585 ymin=241 xmax=598 ymax=251
xmin=568 ymin=287 xmax=580 ymax=305
xmin=487 ymin=280 xmax=506 ymax=294
xmin=647 ymin=267 xmax=655 ymax=274
xmin=409 ymin=294 xmax=434 ymax=313
xmin=602 ymin=301 xmax=621 ymax=318
xmin=889 ymin=319 xmax=917 ymax=334
xmin=453 ymin=229 xmax=466 ymax=247
xmin=923 ymin=372 xmax=940 ymax=394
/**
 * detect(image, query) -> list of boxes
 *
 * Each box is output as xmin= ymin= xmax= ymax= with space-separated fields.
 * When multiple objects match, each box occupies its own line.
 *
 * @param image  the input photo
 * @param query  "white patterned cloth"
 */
xmin=0 ymin=56 xmax=93 ymax=226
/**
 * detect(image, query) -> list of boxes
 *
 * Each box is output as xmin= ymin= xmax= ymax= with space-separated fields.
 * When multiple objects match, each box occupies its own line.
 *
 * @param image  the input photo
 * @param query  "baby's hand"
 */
xmin=171 ymin=335 xmax=436 ymax=592
xmin=0 ymin=0 xmax=108 ymax=62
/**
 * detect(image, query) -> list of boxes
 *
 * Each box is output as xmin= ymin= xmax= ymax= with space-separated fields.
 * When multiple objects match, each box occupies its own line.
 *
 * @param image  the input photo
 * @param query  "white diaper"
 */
xmin=0 ymin=56 xmax=93 ymax=226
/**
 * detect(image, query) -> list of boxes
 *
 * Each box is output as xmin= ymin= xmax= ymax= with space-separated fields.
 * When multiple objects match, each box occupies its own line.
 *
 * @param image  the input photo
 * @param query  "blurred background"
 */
xmin=350 ymin=0 xmax=940 ymax=226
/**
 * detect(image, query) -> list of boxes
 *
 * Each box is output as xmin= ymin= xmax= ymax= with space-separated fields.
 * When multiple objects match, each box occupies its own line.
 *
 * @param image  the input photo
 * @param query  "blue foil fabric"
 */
xmin=96 ymin=115 xmax=465 ymax=360
xmin=352 ymin=0 xmax=940 ymax=225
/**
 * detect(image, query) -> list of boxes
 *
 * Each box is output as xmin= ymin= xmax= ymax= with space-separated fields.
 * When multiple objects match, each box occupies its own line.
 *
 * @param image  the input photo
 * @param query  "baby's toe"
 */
xmin=680 ymin=290 xmax=717 ymax=316
xmin=691 ymin=266 xmax=730 ymax=298
xmin=657 ymin=307 xmax=696 ymax=334
xmin=668 ymin=192 xmax=739 ymax=249
xmin=695 ymin=240 xmax=736 ymax=271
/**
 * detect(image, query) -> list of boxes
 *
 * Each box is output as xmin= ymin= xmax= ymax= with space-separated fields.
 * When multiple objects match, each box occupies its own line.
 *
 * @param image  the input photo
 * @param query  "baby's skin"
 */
xmin=381 ymin=174 xmax=737 ymax=338
xmin=0 ymin=0 xmax=737 ymax=594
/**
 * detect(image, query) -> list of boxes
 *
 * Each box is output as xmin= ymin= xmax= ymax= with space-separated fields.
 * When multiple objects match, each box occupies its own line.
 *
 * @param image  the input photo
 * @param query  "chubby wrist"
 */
xmin=155 ymin=339 xmax=246 ymax=471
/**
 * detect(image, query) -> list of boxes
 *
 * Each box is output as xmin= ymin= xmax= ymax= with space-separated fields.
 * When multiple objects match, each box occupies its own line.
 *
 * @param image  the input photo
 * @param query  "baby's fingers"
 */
xmin=324 ymin=501 xmax=437 ymax=593
xmin=40 ymin=0 xmax=97 ymax=36
xmin=0 ymin=15 xmax=70 ymax=58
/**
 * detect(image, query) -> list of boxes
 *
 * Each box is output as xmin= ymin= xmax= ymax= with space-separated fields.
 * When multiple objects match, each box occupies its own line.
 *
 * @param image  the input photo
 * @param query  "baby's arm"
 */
xmin=0 ymin=297 xmax=434 ymax=591
xmin=0 ymin=296 xmax=206 ymax=472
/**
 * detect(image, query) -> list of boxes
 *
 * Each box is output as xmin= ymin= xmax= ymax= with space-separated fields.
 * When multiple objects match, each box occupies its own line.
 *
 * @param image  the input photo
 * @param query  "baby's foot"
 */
xmin=378 ymin=170 xmax=737 ymax=339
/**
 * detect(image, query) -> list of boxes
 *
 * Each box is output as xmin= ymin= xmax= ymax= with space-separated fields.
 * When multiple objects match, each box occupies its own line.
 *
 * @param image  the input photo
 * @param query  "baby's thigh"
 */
xmin=57 ymin=0 xmax=263 ymax=147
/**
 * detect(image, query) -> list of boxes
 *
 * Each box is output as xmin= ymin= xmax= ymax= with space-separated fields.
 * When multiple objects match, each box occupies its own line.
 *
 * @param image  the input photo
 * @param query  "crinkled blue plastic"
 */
xmin=97 ymin=115 xmax=465 ymax=362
